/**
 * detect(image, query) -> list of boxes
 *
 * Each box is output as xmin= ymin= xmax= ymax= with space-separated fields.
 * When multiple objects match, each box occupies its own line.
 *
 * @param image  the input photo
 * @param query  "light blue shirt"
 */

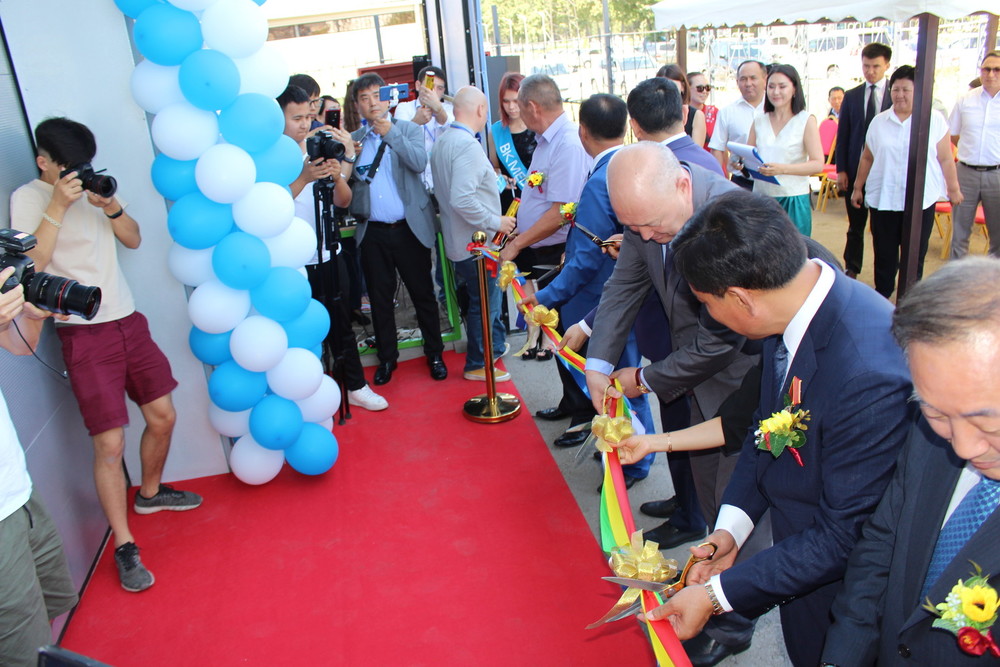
xmin=358 ymin=124 xmax=406 ymax=222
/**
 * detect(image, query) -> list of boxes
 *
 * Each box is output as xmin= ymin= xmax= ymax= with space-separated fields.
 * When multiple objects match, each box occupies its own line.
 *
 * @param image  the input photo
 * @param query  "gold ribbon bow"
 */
xmin=590 ymin=415 xmax=634 ymax=453
xmin=497 ymin=261 xmax=524 ymax=290
xmin=525 ymin=304 xmax=559 ymax=329
xmin=587 ymin=530 xmax=677 ymax=629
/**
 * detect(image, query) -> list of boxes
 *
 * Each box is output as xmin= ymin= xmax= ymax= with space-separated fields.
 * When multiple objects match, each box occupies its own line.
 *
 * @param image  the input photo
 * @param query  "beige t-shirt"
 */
xmin=10 ymin=179 xmax=135 ymax=325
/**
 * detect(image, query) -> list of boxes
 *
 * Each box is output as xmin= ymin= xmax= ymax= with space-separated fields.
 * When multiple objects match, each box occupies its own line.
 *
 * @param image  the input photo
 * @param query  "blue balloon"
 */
xmin=212 ymin=232 xmax=271 ymax=290
xmin=168 ymin=192 xmax=235 ymax=250
xmin=179 ymin=49 xmax=240 ymax=111
xmin=282 ymin=299 xmax=330 ymax=349
xmin=114 ymin=0 xmax=161 ymax=19
xmin=151 ymin=154 xmax=198 ymax=201
xmin=251 ymin=134 xmax=304 ymax=186
xmin=219 ymin=94 xmax=285 ymax=153
xmin=250 ymin=267 xmax=312 ymax=322
xmin=249 ymin=395 xmax=303 ymax=450
xmin=252 ymin=0 xmax=266 ymax=5
xmin=189 ymin=326 xmax=233 ymax=365
xmin=284 ymin=423 xmax=338 ymax=475
xmin=133 ymin=5 xmax=202 ymax=66
xmin=208 ymin=361 xmax=268 ymax=412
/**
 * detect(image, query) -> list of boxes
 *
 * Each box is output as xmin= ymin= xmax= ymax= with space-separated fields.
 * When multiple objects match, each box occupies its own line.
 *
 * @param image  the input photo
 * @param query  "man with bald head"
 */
xmin=431 ymin=86 xmax=516 ymax=380
xmin=585 ymin=142 xmax=761 ymax=665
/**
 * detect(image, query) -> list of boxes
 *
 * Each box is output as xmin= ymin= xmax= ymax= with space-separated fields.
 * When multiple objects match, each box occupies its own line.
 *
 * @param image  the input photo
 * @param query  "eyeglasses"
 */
xmin=982 ymin=67 xmax=1000 ymax=74
xmin=694 ymin=85 xmax=712 ymax=92
xmin=309 ymin=98 xmax=321 ymax=108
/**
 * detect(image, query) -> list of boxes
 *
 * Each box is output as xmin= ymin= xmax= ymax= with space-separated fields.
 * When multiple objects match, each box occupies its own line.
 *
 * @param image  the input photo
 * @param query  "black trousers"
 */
xmin=359 ymin=223 xmax=444 ymax=364
xmin=869 ymin=205 xmax=935 ymax=299
xmin=305 ymin=258 xmax=366 ymax=391
xmin=842 ymin=176 xmax=871 ymax=275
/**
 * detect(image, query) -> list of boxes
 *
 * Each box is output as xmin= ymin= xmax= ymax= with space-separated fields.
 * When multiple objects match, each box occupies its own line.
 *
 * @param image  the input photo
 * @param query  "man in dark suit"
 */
xmin=822 ymin=257 xmax=1000 ymax=666
xmin=836 ymin=43 xmax=892 ymax=278
xmin=350 ymin=72 xmax=446 ymax=385
xmin=646 ymin=190 xmax=912 ymax=667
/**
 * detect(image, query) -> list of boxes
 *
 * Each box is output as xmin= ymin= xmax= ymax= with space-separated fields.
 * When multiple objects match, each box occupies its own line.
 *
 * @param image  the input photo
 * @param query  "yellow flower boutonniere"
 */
xmin=754 ymin=376 xmax=809 ymax=467
xmin=923 ymin=563 xmax=1000 ymax=658
xmin=527 ymin=170 xmax=545 ymax=193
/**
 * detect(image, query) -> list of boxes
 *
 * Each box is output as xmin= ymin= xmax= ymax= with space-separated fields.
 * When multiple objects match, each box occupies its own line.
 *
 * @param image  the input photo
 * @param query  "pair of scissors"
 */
xmin=571 ymin=220 xmax=620 ymax=249
xmin=593 ymin=542 xmax=719 ymax=626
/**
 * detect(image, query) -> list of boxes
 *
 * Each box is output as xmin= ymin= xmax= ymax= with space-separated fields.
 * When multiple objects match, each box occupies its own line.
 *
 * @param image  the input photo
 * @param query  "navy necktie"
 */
xmin=920 ymin=476 xmax=1000 ymax=599
xmin=864 ymin=84 xmax=878 ymax=126
xmin=773 ymin=338 xmax=789 ymax=399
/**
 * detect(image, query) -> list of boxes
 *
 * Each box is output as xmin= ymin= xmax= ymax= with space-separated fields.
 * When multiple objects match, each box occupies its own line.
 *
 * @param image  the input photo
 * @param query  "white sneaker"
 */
xmin=348 ymin=384 xmax=388 ymax=411
xmin=463 ymin=367 xmax=512 ymax=382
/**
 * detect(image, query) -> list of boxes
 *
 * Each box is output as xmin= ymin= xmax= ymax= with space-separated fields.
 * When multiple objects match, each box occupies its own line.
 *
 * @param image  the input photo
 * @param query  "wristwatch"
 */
xmin=343 ymin=155 xmax=357 ymax=164
xmin=634 ymin=367 xmax=650 ymax=394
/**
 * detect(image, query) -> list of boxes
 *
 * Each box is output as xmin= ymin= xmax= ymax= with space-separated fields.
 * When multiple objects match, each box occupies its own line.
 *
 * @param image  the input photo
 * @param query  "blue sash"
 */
xmin=492 ymin=121 xmax=528 ymax=191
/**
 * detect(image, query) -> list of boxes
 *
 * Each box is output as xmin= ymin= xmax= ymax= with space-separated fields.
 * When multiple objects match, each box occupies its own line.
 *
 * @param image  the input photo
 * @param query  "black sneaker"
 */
xmin=134 ymin=484 xmax=203 ymax=515
xmin=114 ymin=542 xmax=154 ymax=592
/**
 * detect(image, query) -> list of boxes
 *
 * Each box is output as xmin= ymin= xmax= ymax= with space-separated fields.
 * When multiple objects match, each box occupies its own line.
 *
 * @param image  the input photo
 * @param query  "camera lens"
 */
xmin=87 ymin=174 xmax=118 ymax=198
xmin=24 ymin=272 xmax=102 ymax=321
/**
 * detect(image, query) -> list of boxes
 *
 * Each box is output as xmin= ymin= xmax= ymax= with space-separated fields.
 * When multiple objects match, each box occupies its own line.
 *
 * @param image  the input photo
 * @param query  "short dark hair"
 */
xmin=764 ymin=64 xmax=806 ymax=114
xmin=828 ymin=86 xmax=845 ymax=96
xmin=737 ymin=60 xmax=767 ymax=79
xmin=289 ymin=73 xmax=320 ymax=98
xmin=417 ymin=65 xmax=446 ymax=85
xmin=893 ymin=257 xmax=1000 ymax=352
xmin=35 ymin=117 xmax=96 ymax=166
xmin=276 ymin=84 xmax=310 ymax=110
xmin=627 ymin=77 xmax=683 ymax=134
xmin=671 ymin=190 xmax=807 ymax=296
xmin=579 ymin=93 xmax=627 ymax=141
xmin=353 ymin=72 xmax=386 ymax=100
xmin=656 ymin=63 xmax=689 ymax=104
xmin=861 ymin=43 xmax=892 ymax=62
xmin=888 ymin=65 xmax=915 ymax=90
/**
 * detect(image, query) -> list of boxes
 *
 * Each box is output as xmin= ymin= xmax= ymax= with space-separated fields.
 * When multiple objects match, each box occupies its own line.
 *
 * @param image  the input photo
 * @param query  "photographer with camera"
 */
xmin=279 ymin=84 xmax=388 ymax=412
xmin=10 ymin=117 xmax=202 ymax=594
xmin=0 ymin=267 xmax=77 ymax=667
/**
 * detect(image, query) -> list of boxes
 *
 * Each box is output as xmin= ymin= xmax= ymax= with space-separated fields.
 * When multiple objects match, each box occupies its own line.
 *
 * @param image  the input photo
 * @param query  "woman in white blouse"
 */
xmin=852 ymin=65 xmax=963 ymax=299
xmin=748 ymin=64 xmax=823 ymax=235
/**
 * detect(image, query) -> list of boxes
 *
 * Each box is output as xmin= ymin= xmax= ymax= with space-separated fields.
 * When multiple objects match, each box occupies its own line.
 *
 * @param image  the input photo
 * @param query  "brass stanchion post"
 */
xmin=463 ymin=231 xmax=520 ymax=423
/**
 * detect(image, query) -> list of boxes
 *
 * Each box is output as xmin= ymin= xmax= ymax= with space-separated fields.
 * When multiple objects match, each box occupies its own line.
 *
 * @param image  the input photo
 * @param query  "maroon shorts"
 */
xmin=56 ymin=311 xmax=178 ymax=436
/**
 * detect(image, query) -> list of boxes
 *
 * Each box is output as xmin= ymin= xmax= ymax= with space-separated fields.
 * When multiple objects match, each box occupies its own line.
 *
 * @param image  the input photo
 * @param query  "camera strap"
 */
xmin=358 ymin=140 xmax=388 ymax=185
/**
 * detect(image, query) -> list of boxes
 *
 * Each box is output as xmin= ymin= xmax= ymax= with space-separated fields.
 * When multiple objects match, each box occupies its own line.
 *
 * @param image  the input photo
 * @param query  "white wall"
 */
xmin=2 ymin=0 xmax=229 ymax=481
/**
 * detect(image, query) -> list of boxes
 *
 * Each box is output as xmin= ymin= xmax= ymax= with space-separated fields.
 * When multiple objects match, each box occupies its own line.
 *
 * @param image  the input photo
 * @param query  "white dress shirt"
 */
xmin=949 ymin=86 xmax=1000 ymax=166
xmin=708 ymin=97 xmax=765 ymax=175
xmin=863 ymin=108 xmax=948 ymax=211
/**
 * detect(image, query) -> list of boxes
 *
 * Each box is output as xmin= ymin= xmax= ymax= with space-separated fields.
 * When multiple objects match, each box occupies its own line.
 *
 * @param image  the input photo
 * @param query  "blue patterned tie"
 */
xmin=920 ymin=476 xmax=1000 ymax=599
xmin=773 ymin=339 xmax=789 ymax=399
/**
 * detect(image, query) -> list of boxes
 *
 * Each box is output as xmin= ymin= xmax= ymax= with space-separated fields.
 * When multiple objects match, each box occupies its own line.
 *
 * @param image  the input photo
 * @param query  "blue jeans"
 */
xmin=452 ymin=257 xmax=506 ymax=372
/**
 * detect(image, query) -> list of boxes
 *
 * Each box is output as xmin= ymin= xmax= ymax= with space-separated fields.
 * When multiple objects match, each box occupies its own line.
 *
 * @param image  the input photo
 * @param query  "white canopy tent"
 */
xmin=650 ymin=0 xmax=998 ymax=297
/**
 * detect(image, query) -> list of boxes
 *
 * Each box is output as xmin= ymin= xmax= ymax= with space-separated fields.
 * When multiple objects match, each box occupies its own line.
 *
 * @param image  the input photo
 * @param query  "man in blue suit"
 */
xmin=647 ymin=190 xmax=912 ymax=667
xmin=823 ymin=257 xmax=1000 ymax=666
xmin=523 ymin=94 xmax=654 ymax=479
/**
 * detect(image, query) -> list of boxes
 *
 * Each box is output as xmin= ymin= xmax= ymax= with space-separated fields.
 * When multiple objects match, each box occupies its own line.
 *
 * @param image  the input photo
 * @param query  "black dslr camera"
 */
xmin=0 ymin=229 xmax=102 ymax=320
xmin=59 ymin=163 xmax=117 ymax=198
xmin=306 ymin=131 xmax=346 ymax=162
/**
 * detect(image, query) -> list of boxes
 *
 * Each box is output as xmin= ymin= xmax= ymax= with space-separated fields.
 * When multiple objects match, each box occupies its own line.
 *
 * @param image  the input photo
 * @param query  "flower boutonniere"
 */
xmin=559 ymin=202 xmax=577 ymax=226
xmin=923 ymin=563 xmax=1000 ymax=658
xmin=527 ymin=170 xmax=545 ymax=193
xmin=754 ymin=376 xmax=809 ymax=467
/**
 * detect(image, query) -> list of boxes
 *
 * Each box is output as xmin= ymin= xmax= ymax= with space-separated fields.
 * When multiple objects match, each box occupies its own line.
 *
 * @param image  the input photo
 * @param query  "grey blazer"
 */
xmin=351 ymin=118 xmax=435 ymax=249
xmin=588 ymin=163 xmax=755 ymax=419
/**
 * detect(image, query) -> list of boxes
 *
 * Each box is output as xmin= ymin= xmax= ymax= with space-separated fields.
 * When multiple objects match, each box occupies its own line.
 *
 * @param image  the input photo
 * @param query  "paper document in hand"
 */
xmin=726 ymin=141 xmax=780 ymax=185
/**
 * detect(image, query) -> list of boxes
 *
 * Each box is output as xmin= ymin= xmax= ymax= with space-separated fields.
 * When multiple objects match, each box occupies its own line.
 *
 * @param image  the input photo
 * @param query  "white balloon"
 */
xmin=266 ymin=348 xmax=324 ymax=401
xmin=295 ymin=375 xmax=342 ymax=423
xmin=167 ymin=243 xmax=216 ymax=287
xmin=130 ymin=60 xmax=184 ymax=114
xmin=202 ymin=0 xmax=268 ymax=59
xmin=230 ymin=434 xmax=285 ymax=485
xmin=168 ymin=0 xmax=220 ymax=10
xmin=261 ymin=217 xmax=316 ymax=268
xmin=188 ymin=279 xmax=251 ymax=334
xmin=319 ymin=417 xmax=334 ymax=431
xmin=196 ymin=143 xmax=257 ymax=204
xmin=234 ymin=45 xmax=288 ymax=97
xmin=233 ymin=182 xmax=294 ymax=238
xmin=208 ymin=403 xmax=251 ymax=437
xmin=229 ymin=315 xmax=289 ymax=372
xmin=151 ymin=102 xmax=220 ymax=161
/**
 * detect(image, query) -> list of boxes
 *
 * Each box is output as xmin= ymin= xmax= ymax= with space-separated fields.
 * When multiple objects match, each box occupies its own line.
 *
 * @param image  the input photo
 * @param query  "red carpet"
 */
xmin=61 ymin=352 xmax=652 ymax=665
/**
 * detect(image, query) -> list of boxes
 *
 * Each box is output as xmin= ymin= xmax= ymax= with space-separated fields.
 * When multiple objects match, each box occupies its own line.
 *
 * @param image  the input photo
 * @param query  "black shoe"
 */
xmin=642 ymin=522 xmax=708 ymax=550
xmin=597 ymin=475 xmax=641 ymax=493
xmin=373 ymin=361 xmax=397 ymax=386
xmin=352 ymin=309 xmax=371 ymax=325
xmin=427 ymin=355 xmax=448 ymax=381
xmin=640 ymin=497 xmax=678 ymax=518
xmin=535 ymin=406 xmax=568 ymax=421
xmin=553 ymin=428 xmax=590 ymax=448
xmin=682 ymin=631 xmax=751 ymax=667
